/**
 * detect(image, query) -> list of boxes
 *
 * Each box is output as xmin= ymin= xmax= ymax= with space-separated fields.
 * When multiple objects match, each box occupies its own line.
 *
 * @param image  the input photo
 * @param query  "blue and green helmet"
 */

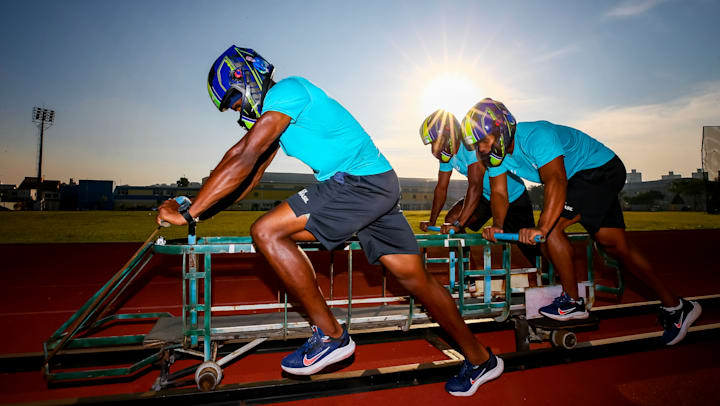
xmin=461 ymin=98 xmax=516 ymax=167
xmin=207 ymin=45 xmax=274 ymax=129
xmin=420 ymin=109 xmax=462 ymax=163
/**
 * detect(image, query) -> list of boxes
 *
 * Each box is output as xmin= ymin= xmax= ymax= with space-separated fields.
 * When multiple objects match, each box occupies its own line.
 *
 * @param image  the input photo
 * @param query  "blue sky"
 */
xmin=1 ymin=0 xmax=719 ymax=186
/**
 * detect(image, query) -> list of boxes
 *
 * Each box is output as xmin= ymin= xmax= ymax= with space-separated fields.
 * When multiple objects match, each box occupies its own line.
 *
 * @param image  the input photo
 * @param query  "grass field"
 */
xmin=1 ymin=210 xmax=719 ymax=244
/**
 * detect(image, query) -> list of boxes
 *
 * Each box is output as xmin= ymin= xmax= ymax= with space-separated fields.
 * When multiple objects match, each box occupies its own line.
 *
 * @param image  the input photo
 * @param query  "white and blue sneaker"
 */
xmin=659 ymin=298 xmax=702 ymax=345
xmin=281 ymin=324 xmax=355 ymax=375
xmin=539 ymin=292 xmax=589 ymax=321
xmin=446 ymin=349 xmax=504 ymax=397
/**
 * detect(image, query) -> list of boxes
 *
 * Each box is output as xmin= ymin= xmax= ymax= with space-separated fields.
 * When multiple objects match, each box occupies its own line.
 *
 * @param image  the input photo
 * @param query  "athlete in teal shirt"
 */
xmin=464 ymin=98 xmax=700 ymax=344
xmin=159 ymin=46 xmax=501 ymax=396
xmin=263 ymin=77 xmax=391 ymax=181
xmin=418 ymin=110 xmax=540 ymax=264
xmin=487 ymin=120 xmax=615 ymax=182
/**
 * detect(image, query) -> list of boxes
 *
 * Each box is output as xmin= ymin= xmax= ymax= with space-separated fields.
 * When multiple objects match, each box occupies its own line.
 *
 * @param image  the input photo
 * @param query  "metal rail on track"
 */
xmin=27 ymin=318 xmax=720 ymax=405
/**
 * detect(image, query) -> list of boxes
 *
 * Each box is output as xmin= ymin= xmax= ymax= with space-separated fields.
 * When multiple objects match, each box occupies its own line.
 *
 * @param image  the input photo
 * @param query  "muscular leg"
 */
xmin=379 ymin=253 xmax=489 ymax=365
xmin=593 ymin=227 xmax=678 ymax=307
xmin=251 ymin=202 xmax=344 ymax=338
xmin=542 ymin=214 xmax=582 ymax=299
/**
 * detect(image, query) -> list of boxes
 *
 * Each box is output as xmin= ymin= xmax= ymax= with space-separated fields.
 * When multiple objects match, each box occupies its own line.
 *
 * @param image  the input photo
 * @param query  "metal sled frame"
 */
xmin=42 ymin=231 xmax=622 ymax=384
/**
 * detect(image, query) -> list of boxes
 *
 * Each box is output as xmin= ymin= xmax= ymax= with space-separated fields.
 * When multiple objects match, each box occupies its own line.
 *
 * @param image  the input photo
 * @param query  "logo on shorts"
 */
xmin=564 ymin=204 xmax=574 ymax=212
xmin=298 ymin=189 xmax=309 ymax=204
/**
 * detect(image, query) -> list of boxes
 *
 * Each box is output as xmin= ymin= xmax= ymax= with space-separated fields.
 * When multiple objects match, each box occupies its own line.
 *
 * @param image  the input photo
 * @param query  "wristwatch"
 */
xmin=179 ymin=204 xmax=199 ymax=226
xmin=452 ymin=220 xmax=462 ymax=228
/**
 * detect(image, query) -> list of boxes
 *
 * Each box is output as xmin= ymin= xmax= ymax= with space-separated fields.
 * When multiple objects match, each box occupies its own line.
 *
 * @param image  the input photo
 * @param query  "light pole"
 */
xmin=32 ymin=107 xmax=55 ymax=210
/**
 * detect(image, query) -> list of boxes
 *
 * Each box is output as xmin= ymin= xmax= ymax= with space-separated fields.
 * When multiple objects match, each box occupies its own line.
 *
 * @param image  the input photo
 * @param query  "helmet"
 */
xmin=462 ymin=98 xmax=516 ymax=167
xmin=420 ymin=110 xmax=461 ymax=163
xmin=207 ymin=45 xmax=274 ymax=129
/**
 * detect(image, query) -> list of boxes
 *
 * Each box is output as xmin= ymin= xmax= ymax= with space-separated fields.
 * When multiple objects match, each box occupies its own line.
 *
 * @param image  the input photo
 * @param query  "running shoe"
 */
xmin=281 ymin=324 xmax=355 ymax=375
xmin=539 ymin=292 xmax=589 ymax=321
xmin=446 ymin=348 xmax=504 ymax=396
xmin=659 ymin=298 xmax=702 ymax=345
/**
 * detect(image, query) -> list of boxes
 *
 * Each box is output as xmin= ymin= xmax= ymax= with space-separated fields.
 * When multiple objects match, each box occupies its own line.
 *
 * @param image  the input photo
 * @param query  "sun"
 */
xmin=420 ymin=73 xmax=482 ymax=121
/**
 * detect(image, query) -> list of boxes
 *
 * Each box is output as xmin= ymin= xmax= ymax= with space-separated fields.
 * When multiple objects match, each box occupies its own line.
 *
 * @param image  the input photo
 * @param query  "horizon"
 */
xmin=2 ymin=1 xmax=720 ymax=186
xmin=5 ymin=166 xmax=709 ymax=189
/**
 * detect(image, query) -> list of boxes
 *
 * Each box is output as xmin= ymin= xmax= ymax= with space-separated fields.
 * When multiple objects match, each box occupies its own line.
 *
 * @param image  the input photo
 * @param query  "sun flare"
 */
xmin=420 ymin=73 xmax=482 ymax=121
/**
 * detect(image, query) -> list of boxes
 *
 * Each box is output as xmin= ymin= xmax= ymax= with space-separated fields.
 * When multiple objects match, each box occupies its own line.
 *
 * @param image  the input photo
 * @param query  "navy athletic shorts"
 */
xmin=286 ymin=170 xmax=420 ymax=264
xmin=561 ymin=155 xmax=626 ymax=235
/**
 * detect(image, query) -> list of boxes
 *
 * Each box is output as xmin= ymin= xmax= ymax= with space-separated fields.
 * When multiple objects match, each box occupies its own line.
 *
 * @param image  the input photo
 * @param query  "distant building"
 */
xmin=691 ymin=168 xmax=708 ymax=180
xmin=17 ymin=177 xmax=60 ymax=210
xmin=78 ymin=180 xmax=114 ymax=210
xmin=661 ymin=171 xmax=682 ymax=181
xmin=0 ymin=184 xmax=31 ymax=210
xmin=114 ymin=185 xmax=200 ymax=210
xmin=114 ymin=172 xmax=470 ymax=211
xmin=627 ymin=169 xmax=642 ymax=183
xmin=622 ymin=171 xmax=707 ymax=211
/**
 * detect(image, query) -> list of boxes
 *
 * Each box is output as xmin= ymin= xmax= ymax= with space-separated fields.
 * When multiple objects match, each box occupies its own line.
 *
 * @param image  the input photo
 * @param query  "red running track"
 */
xmin=1 ymin=229 xmax=719 ymax=404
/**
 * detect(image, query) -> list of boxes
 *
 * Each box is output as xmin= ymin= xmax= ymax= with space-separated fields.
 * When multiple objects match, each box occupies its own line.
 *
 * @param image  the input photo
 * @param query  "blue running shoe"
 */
xmin=281 ymin=324 xmax=355 ymax=375
xmin=539 ymin=292 xmax=589 ymax=321
xmin=659 ymin=298 xmax=702 ymax=346
xmin=446 ymin=348 xmax=504 ymax=397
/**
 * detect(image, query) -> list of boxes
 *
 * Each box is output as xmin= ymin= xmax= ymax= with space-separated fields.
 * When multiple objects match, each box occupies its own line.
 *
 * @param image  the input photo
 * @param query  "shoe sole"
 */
xmin=539 ymin=310 xmax=589 ymax=321
xmin=448 ymin=356 xmax=504 ymax=397
xmin=666 ymin=301 xmax=702 ymax=346
xmin=281 ymin=338 xmax=356 ymax=375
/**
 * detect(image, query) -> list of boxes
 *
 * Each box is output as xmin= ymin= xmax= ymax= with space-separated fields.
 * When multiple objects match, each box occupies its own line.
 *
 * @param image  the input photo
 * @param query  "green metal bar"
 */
xmin=587 ymin=242 xmax=595 ymax=307
xmin=405 ymin=297 xmax=414 ymax=331
xmin=199 ymin=236 xmax=254 ymax=244
xmin=154 ymin=242 xmax=255 ymax=255
xmin=483 ymin=246 xmax=491 ymax=306
xmin=283 ymin=291 xmax=288 ymax=338
xmin=181 ymin=251 xmax=187 ymax=348
xmin=458 ymin=246 xmax=465 ymax=315
xmin=184 ymin=272 xmax=207 ymax=279
xmin=86 ymin=312 xmax=173 ymax=335
xmin=496 ymin=242 xmax=512 ymax=322
xmin=204 ymin=253 xmax=212 ymax=361
xmin=57 ymin=335 xmax=147 ymax=349
xmin=465 ymin=270 xmax=509 ymax=277
xmin=347 ymin=248 xmax=353 ymax=330
xmin=46 ymin=349 xmax=164 ymax=381
xmin=189 ymin=251 xmax=198 ymax=347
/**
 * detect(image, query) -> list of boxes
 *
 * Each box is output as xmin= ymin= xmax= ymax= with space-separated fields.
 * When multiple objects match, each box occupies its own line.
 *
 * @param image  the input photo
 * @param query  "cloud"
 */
xmin=569 ymin=81 xmax=720 ymax=180
xmin=530 ymin=44 xmax=581 ymax=65
xmin=604 ymin=0 xmax=666 ymax=18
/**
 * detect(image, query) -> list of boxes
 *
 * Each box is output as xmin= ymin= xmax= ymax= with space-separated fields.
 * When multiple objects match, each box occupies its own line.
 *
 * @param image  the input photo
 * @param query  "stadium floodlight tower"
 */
xmin=32 ymin=107 xmax=55 ymax=183
xmin=32 ymin=107 xmax=55 ymax=211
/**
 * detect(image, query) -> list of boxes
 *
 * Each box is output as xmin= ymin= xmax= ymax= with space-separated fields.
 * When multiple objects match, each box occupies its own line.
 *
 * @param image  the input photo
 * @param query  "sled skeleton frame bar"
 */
xmin=43 ymin=231 xmax=622 ymax=384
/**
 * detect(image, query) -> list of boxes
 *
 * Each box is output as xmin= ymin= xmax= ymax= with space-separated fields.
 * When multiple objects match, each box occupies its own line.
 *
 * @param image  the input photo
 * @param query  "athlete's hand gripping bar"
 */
xmin=427 ymin=225 xmax=456 ymax=235
xmin=494 ymin=233 xmax=545 ymax=243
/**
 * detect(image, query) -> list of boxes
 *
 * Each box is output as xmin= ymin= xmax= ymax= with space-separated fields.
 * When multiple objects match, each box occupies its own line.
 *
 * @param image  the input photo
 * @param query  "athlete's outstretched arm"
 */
xmin=483 ymin=172 xmax=509 ymax=241
xmin=455 ymin=162 xmax=485 ymax=226
xmin=536 ymin=156 xmax=567 ymax=235
xmin=157 ymin=111 xmax=291 ymax=225
xmin=423 ymin=170 xmax=451 ymax=230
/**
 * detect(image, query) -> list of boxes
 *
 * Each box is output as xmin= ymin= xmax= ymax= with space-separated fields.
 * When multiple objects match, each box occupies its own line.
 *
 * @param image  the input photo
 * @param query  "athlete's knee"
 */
xmin=594 ymin=231 xmax=630 ymax=257
xmin=394 ymin=267 xmax=432 ymax=292
xmin=250 ymin=218 xmax=276 ymax=245
xmin=545 ymin=228 xmax=567 ymax=245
